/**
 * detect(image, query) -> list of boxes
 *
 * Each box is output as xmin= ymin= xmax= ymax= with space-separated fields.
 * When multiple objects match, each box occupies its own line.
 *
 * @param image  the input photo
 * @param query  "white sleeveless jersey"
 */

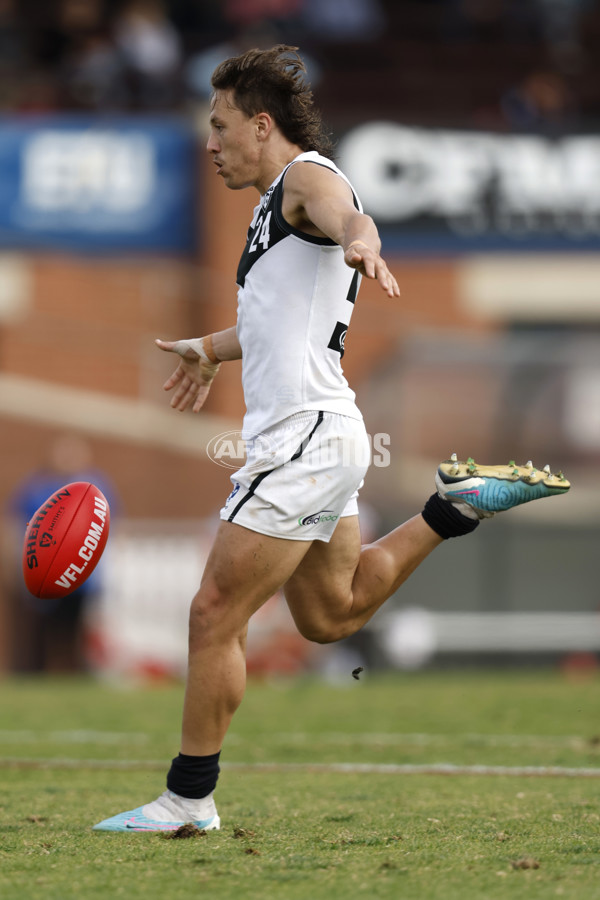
xmin=236 ymin=151 xmax=364 ymax=438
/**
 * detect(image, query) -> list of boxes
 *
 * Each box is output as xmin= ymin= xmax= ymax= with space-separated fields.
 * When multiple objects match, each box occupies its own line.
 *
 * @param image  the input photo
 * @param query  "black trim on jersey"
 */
xmin=273 ymin=160 xmax=361 ymax=245
xmin=236 ymin=191 xmax=289 ymax=288
xmin=236 ymin=159 xmax=362 ymax=288
xmin=227 ymin=411 xmax=325 ymax=523
xmin=273 ymin=170 xmax=335 ymax=246
xmin=346 ymin=270 xmax=359 ymax=305
xmin=327 ymin=321 xmax=349 ymax=358
xmin=290 ymin=160 xmax=362 ymax=212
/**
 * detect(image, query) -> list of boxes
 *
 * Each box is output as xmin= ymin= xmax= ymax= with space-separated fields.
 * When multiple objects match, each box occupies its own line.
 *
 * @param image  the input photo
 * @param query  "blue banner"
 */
xmin=0 ymin=116 xmax=197 ymax=253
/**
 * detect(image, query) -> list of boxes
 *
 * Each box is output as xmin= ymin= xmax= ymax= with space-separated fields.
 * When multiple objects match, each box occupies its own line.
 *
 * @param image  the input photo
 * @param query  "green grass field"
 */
xmin=1 ymin=670 xmax=599 ymax=900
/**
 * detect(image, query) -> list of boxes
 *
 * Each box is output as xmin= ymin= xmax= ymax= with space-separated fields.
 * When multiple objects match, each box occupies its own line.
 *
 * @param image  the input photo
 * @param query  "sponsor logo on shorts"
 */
xmin=298 ymin=510 xmax=339 ymax=526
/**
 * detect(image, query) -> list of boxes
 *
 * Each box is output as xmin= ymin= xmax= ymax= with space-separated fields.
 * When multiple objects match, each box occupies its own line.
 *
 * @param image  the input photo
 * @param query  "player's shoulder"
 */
xmin=283 ymin=153 xmax=351 ymax=198
xmin=286 ymin=151 xmax=342 ymax=178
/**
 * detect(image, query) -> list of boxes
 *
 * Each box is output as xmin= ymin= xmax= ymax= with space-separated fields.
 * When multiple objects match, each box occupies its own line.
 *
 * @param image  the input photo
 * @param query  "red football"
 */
xmin=22 ymin=482 xmax=110 ymax=599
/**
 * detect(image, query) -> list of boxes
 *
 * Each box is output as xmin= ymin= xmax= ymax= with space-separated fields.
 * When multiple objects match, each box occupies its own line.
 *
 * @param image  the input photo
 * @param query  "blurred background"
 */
xmin=1 ymin=0 xmax=600 ymax=680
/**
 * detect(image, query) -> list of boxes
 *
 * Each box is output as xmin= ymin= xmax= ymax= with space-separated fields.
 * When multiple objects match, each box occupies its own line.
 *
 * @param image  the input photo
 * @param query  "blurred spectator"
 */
xmin=0 ymin=0 xmax=25 ymax=69
xmin=534 ymin=0 xmax=594 ymax=68
xmin=0 ymin=0 xmax=32 ymax=109
xmin=222 ymin=0 xmax=303 ymax=33
xmin=441 ymin=0 xmax=542 ymax=43
xmin=185 ymin=24 xmax=322 ymax=103
xmin=167 ymin=0 xmax=228 ymax=44
xmin=59 ymin=0 xmax=105 ymax=32
xmin=3 ymin=433 xmax=118 ymax=673
xmin=301 ymin=0 xmax=386 ymax=41
xmin=17 ymin=0 xmax=110 ymax=112
xmin=11 ymin=69 xmax=60 ymax=112
xmin=113 ymin=0 xmax=183 ymax=109
xmin=0 ymin=0 xmax=597 ymax=130
xmin=500 ymin=68 xmax=578 ymax=132
xmin=59 ymin=30 xmax=127 ymax=110
xmin=42 ymin=0 xmax=108 ymax=69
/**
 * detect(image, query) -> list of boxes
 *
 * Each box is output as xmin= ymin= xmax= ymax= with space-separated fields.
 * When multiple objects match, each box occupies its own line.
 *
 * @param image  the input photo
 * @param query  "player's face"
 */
xmin=207 ymin=90 xmax=261 ymax=190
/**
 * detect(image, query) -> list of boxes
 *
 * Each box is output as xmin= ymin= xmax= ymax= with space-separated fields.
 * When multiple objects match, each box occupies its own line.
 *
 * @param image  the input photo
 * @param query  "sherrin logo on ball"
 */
xmin=22 ymin=482 xmax=110 ymax=600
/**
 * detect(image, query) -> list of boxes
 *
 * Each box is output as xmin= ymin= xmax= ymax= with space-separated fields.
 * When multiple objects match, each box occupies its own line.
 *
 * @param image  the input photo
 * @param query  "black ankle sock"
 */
xmin=422 ymin=492 xmax=480 ymax=540
xmin=166 ymin=751 xmax=221 ymax=799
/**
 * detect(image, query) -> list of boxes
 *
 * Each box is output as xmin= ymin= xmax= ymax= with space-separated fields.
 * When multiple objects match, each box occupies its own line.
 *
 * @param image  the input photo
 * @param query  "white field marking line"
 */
xmin=232 ymin=732 xmax=596 ymax=748
xmin=0 ymin=730 xmax=593 ymax=749
xmin=2 ymin=759 xmax=600 ymax=778
xmin=0 ymin=730 xmax=150 ymax=744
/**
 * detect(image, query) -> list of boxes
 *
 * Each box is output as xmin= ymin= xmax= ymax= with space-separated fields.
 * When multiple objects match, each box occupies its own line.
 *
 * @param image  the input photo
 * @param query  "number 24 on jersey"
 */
xmin=249 ymin=211 xmax=272 ymax=253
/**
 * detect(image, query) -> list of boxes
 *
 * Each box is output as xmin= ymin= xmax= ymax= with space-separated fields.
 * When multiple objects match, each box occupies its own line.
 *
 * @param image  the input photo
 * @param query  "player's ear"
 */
xmin=255 ymin=112 xmax=273 ymax=142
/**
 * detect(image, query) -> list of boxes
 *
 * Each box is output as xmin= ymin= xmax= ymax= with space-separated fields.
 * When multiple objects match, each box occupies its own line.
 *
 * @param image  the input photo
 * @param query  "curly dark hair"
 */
xmin=211 ymin=45 xmax=334 ymax=159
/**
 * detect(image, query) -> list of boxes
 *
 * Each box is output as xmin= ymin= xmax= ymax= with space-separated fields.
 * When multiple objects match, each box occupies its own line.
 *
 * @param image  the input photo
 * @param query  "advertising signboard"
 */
xmin=0 ymin=117 xmax=196 ymax=253
xmin=339 ymin=123 xmax=600 ymax=254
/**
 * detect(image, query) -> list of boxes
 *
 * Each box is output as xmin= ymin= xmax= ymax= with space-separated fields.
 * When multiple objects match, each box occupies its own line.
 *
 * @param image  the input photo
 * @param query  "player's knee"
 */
xmin=188 ymin=585 xmax=233 ymax=648
xmin=296 ymin=617 xmax=351 ymax=645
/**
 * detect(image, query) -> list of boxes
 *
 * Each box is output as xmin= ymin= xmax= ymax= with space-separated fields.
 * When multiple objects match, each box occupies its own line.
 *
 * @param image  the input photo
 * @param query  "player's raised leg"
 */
xmin=284 ymin=454 xmax=570 ymax=644
xmin=284 ymin=513 xmax=442 ymax=642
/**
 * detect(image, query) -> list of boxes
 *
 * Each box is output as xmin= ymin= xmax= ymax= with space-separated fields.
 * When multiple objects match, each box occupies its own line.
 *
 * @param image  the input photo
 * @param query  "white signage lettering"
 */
xmin=22 ymin=131 xmax=155 ymax=213
xmin=339 ymin=123 xmax=600 ymax=236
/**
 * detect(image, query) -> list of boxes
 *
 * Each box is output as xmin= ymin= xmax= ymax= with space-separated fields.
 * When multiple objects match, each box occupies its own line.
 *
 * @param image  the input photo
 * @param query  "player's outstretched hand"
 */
xmin=344 ymin=242 xmax=400 ymax=299
xmin=155 ymin=338 xmax=221 ymax=413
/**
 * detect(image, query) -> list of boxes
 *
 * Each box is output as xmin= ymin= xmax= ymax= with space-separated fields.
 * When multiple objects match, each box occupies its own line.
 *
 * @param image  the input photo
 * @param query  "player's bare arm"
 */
xmin=155 ymin=326 xmax=241 ymax=414
xmin=282 ymin=162 xmax=400 ymax=298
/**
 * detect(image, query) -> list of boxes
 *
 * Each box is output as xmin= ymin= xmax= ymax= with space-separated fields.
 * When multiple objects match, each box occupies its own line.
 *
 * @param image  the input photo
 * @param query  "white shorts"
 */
xmin=220 ymin=411 xmax=371 ymax=542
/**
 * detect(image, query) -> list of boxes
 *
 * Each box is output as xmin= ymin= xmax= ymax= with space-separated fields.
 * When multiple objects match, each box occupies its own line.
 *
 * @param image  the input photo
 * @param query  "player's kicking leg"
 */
xmin=284 ymin=453 xmax=570 ymax=644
